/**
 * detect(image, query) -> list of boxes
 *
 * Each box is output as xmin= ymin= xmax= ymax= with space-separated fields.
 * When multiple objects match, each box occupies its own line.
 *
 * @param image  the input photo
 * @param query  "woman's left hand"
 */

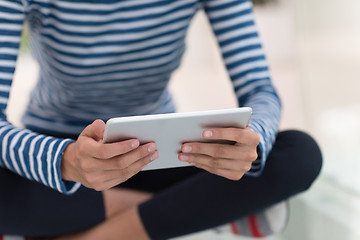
xmin=178 ymin=127 xmax=260 ymax=180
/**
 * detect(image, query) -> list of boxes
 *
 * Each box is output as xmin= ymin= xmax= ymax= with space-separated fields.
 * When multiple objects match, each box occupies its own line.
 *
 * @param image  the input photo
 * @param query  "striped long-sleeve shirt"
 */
xmin=0 ymin=0 xmax=281 ymax=194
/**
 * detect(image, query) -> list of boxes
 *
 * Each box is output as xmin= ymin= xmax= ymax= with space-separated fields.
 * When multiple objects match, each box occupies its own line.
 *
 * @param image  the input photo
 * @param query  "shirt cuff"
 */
xmin=245 ymin=122 xmax=267 ymax=177
xmin=54 ymin=138 xmax=81 ymax=194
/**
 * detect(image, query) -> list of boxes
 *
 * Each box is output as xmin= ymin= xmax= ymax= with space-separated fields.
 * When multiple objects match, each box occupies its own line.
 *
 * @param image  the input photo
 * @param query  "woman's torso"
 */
xmin=22 ymin=0 xmax=201 ymax=135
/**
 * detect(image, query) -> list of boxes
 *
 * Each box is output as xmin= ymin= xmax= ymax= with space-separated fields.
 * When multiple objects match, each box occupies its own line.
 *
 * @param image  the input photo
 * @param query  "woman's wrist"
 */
xmin=61 ymin=142 xmax=76 ymax=182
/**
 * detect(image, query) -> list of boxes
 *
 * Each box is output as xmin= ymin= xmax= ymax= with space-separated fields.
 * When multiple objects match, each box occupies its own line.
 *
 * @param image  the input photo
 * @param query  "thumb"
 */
xmin=81 ymin=119 xmax=106 ymax=141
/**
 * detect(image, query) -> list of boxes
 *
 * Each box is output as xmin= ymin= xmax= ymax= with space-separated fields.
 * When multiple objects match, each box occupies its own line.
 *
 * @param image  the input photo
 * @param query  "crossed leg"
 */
xmin=1 ymin=130 xmax=322 ymax=240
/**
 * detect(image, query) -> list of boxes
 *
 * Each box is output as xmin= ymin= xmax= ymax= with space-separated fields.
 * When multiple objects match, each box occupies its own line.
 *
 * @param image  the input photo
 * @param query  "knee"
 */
xmin=279 ymin=130 xmax=323 ymax=191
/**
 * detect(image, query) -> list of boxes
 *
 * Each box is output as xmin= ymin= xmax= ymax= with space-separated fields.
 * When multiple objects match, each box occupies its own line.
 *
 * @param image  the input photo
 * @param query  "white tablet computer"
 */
xmin=103 ymin=107 xmax=252 ymax=170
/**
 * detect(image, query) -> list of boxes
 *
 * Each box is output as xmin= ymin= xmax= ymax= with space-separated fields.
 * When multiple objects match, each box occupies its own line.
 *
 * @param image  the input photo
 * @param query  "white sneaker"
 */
xmin=213 ymin=201 xmax=289 ymax=238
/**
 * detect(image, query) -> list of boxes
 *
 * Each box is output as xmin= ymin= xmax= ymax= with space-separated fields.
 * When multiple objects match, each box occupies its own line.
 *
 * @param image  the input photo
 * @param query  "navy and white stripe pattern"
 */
xmin=203 ymin=0 xmax=281 ymax=176
xmin=0 ymin=0 xmax=281 ymax=194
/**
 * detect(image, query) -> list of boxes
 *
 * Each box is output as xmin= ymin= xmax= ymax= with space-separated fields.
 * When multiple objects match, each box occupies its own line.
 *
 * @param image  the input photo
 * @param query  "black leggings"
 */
xmin=0 ymin=130 xmax=322 ymax=239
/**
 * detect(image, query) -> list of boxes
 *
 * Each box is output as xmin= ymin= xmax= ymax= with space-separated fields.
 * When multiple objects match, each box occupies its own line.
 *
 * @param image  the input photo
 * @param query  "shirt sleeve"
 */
xmin=203 ymin=0 xmax=282 ymax=176
xmin=0 ymin=0 xmax=80 ymax=194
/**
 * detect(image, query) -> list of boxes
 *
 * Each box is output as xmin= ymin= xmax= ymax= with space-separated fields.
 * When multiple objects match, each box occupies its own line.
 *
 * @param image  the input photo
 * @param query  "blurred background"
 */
xmin=8 ymin=0 xmax=360 ymax=239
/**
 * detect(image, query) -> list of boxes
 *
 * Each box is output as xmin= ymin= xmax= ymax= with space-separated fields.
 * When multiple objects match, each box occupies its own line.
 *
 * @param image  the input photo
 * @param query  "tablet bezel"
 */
xmin=103 ymin=107 xmax=252 ymax=170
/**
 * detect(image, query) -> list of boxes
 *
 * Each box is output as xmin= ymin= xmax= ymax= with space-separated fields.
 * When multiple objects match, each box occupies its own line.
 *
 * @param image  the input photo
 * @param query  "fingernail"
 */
xmin=131 ymin=140 xmax=140 ymax=148
xmin=179 ymin=154 xmax=189 ymax=161
xmin=150 ymin=151 xmax=158 ymax=161
xmin=182 ymin=145 xmax=192 ymax=153
xmin=148 ymin=143 xmax=156 ymax=152
xmin=204 ymin=130 xmax=213 ymax=138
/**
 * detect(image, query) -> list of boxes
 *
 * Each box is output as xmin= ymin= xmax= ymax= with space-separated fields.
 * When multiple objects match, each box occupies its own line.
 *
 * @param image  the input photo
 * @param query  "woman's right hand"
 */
xmin=61 ymin=119 xmax=158 ymax=191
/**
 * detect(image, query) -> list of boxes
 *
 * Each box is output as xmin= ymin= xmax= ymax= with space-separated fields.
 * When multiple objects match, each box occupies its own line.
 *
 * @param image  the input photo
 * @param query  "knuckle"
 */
xmin=243 ymin=164 xmax=252 ymax=172
xmin=211 ymin=158 xmax=222 ymax=168
xmin=234 ymin=131 xmax=243 ymax=142
xmin=250 ymin=151 xmax=258 ymax=161
xmin=116 ymin=159 xmax=126 ymax=169
xmin=248 ymin=151 xmax=258 ymax=161
xmin=79 ymin=160 xmax=91 ymax=171
xmin=214 ymin=146 xmax=226 ymax=158
xmin=244 ymin=151 xmax=257 ymax=161
xmin=212 ymin=129 xmax=221 ymax=138
xmin=116 ymin=141 xmax=130 ymax=153
xmin=78 ymin=142 xmax=87 ymax=155
xmin=143 ymin=145 xmax=152 ymax=155
xmin=190 ymin=143 xmax=199 ymax=152
xmin=137 ymin=145 xmax=149 ymax=158
xmin=93 ymin=119 xmax=103 ymax=126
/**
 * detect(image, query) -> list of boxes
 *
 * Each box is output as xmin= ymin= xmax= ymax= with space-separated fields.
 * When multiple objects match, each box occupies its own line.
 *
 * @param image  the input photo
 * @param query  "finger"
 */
xmin=81 ymin=119 xmax=106 ymax=141
xmin=181 ymin=142 xmax=242 ymax=159
xmin=203 ymin=127 xmax=259 ymax=145
xmin=78 ymin=137 xmax=140 ymax=160
xmin=179 ymin=153 xmax=252 ymax=172
xmin=192 ymin=162 xmax=246 ymax=181
xmin=123 ymin=150 xmax=159 ymax=176
xmin=112 ymin=142 xmax=157 ymax=169
xmin=94 ymin=151 xmax=159 ymax=191
xmin=84 ymin=156 xmax=153 ymax=185
xmin=80 ymin=169 xmax=123 ymax=188
xmin=91 ymin=143 xmax=158 ymax=171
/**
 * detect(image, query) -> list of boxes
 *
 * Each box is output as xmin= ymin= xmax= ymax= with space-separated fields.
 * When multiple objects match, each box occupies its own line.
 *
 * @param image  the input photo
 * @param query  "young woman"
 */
xmin=0 ymin=0 xmax=322 ymax=239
